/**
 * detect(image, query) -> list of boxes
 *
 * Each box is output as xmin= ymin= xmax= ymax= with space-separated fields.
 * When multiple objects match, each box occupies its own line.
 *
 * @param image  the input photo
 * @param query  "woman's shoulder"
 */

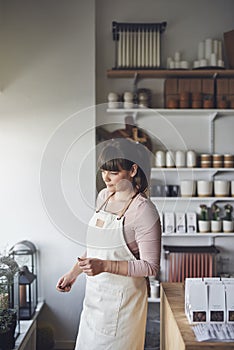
xmin=133 ymin=193 xmax=159 ymax=214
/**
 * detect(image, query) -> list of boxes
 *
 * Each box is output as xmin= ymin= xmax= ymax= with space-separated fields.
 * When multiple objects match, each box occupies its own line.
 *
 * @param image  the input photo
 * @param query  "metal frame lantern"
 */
xmin=18 ymin=266 xmax=37 ymax=320
xmin=9 ymin=241 xmax=38 ymax=320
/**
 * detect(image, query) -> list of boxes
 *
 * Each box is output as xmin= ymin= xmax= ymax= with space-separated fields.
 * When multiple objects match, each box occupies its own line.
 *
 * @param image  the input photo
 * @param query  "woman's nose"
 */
xmin=102 ymin=171 xmax=110 ymax=182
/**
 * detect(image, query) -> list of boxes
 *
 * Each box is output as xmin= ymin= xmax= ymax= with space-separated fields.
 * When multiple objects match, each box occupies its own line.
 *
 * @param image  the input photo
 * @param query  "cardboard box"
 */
xmin=186 ymin=281 xmax=208 ymax=323
xmin=176 ymin=212 xmax=186 ymax=233
xmin=186 ymin=212 xmax=197 ymax=233
xmin=224 ymin=29 xmax=234 ymax=69
xmin=226 ymin=284 xmax=234 ymax=323
xmin=208 ymin=283 xmax=226 ymax=323
xmin=164 ymin=212 xmax=175 ymax=234
xmin=185 ymin=278 xmax=203 ymax=314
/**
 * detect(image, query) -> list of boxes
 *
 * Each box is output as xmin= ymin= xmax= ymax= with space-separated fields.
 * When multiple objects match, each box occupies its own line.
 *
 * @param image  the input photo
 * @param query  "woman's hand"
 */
xmin=56 ymin=272 xmax=76 ymax=293
xmin=78 ymin=257 xmax=107 ymax=276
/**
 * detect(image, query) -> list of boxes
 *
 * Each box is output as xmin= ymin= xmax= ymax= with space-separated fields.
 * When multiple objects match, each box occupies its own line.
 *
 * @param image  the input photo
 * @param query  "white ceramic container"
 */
xmin=197 ymin=180 xmax=213 ymax=197
xmin=180 ymin=180 xmax=196 ymax=197
xmin=155 ymin=151 xmax=166 ymax=167
xmin=198 ymin=220 xmax=211 ymax=233
xmin=214 ymin=180 xmax=230 ymax=197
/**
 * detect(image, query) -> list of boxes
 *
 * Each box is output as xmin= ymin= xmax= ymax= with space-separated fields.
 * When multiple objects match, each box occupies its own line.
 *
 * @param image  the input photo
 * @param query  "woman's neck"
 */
xmin=110 ymin=189 xmax=137 ymax=202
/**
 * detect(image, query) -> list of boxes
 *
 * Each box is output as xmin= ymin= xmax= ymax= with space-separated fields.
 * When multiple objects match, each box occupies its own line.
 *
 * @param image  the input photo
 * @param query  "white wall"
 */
xmin=0 ymin=0 xmax=95 ymax=347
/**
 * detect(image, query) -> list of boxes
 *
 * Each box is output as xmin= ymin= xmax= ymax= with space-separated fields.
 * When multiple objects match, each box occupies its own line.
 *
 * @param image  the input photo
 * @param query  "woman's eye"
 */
xmin=110 ymin=172 xmax=119 ymax=175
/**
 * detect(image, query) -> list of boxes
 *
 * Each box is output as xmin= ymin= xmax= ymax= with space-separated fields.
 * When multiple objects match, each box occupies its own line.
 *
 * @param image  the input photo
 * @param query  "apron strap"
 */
xmin=96 ymin=192 xmax=115 ymax=213
xmin=117 ymin=192 xmax=139 ymax=220
xmin=96 ymin=191 xmax=139 ymax=219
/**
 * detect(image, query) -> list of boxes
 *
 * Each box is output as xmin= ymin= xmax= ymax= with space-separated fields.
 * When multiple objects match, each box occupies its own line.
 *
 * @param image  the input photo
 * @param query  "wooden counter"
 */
xmin=160 ymin=282 xmax=234 ymax=350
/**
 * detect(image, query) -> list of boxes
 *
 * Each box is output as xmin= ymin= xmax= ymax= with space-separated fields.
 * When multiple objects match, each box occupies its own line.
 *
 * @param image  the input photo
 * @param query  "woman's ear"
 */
xmin=130 ymin=164 xmax=138 ymax=177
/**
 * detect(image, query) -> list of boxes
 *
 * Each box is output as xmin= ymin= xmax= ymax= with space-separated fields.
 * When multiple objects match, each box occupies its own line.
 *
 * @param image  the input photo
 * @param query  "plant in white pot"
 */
xmin=223 ymin=204 xmax=234 ymax=233
xmin=198 ymin=204 xmax=210 ymax=233
xmin=211 ymin=204 xmax=222 ymax=233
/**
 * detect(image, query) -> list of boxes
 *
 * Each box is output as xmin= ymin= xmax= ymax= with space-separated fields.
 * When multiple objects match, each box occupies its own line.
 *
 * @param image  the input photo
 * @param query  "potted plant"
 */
xmin=223 ymin=204 xmax=234 ymax=233
xmin=0 ymin=254 xmax=19 ymax=350
xmin=211 ymin=204 xmax=222 ymax=233
xmin=198 ymin=204 xmax=210 ymax=233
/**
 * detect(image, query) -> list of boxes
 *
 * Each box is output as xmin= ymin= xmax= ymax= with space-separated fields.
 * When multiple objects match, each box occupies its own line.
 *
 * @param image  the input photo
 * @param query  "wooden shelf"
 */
xmin=162 ymin=232 xmax=234 ymax=237
xmin=107 ymin=69 xmax=234 ymax=79
xmin=151 ymin=197 xmax=234 ymax=201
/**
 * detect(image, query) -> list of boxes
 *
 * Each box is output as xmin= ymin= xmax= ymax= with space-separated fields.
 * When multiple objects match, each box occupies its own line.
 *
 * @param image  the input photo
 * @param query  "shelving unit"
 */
xmin=102 ymin=68 xmax=234 ymax=281
xmin=107 ymin=69 xmax=234 ymax=79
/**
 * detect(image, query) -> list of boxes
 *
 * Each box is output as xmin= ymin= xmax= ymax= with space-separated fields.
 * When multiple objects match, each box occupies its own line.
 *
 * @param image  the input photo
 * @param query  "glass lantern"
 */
xmin=19 ymin=266 xmax=37 ymax=320
xmin=9 ymin=240 xmax=38 ymax=320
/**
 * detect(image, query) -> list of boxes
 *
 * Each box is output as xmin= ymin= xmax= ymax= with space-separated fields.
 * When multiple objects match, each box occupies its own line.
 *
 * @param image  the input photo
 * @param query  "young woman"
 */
xmin=56 ymin=138 xmax=161 ymax=350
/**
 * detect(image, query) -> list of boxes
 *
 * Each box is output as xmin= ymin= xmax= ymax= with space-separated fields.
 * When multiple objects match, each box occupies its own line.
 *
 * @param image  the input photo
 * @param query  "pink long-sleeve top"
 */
xmin=96 ymin=188 xmax=162 ymax=278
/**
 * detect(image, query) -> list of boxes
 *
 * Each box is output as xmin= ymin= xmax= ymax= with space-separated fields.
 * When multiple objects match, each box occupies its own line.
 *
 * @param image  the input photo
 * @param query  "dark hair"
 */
xmin=97 ymin=139 xmax=151 ymax=193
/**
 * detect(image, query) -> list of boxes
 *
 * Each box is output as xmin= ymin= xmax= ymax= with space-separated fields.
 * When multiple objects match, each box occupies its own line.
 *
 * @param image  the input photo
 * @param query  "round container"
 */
xmin=211 ymin=220 xmax=222 ymax=233
xmin=166 ymin=150 xmax=175 ymax=168
xmin=223 ymin=220 xmax=234 ymax=233
xmin=224 ymin=154 xmax=234 ymax=168
xmin=123 ymin=91 xmax=133 ymax=102
xmin=212 ymin=154 xmax=223 ymax=168
xmin=231 ymin=180 xmax=234 ymax=197
xmin=214 ymin=180 xmax=230 ymax=197
xmin=200 ymin=154 xmax=211 ymax=168
xmin=155 ymin=151 xmax=166 ymax=168
xmin=197 ymin=180 xmax=213 ymax=197
xmin=108 ymin=92 xmax=119 ymax=102
xmin=123 ymin=101 xmax=134 ymax=109
xmin=186 ymin=150 xmax=197 ymax=168
xmin=108 ymin=101 xmax=120 ymax=109
xmin=198 ymin=220 xmax=211 ymax=233
xmin=175 ymin=150 xmax=186 ymax=168
xmin=180 ymin=180 xmax=196 ymax=197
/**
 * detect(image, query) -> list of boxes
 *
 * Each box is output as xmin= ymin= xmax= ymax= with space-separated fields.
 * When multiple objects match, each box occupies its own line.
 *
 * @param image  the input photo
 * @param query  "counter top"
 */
xmin=160 ymin=282 xmax=234 ymax=349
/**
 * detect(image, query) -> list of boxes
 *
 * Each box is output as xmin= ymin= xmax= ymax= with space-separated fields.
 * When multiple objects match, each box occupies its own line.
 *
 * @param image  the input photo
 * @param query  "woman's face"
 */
xmin=101 ymin=166 xmax=136 ymax=193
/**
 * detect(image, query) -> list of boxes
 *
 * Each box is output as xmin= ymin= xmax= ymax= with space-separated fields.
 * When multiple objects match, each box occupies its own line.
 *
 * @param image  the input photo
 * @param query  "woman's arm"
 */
xmin=78 ymin=258 xmax=128 ymax=276
xmin=56 ymin=253 xmax=86 ymax=292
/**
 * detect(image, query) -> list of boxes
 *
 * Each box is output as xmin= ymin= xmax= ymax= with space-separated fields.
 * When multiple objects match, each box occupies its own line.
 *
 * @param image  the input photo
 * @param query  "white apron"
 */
xmin=75 ymin=194 xmax=148 ymax=350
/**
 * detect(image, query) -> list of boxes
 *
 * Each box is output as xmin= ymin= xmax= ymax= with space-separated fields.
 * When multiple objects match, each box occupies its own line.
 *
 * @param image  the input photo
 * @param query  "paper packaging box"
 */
xmin=164 ymin=212 xmax=175 ymax=234
xmin=221 ymin=277 xmax=234 ymax=284
xmin=208 ymin=283 xmax=226 ymax=323
xmin=176 ymin=212 xmax=186 ymax=233
xmin=186 ymin=281 xmax=208 ymax=324
xmin=226 ymin=284 xmax=234 ymax=323
xmin=185 ymin=278 xmax=203 ymax=314
xmin=203 ymin=277 xmax=221 ymax=283
xmin=186 ymin=212 xmax=197 ymax=233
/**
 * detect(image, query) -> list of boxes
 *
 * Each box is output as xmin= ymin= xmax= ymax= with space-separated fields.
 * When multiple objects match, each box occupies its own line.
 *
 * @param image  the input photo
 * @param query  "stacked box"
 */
xmin=164 ymin=212 xmax=175 ymax=233
xmin=164 ymin=78 xmax=215 ymax=108
xmin=216 ymin=78 xmax=234 ymax=108
xmin=208 ymin=283 xmax=226 ymax=323
xmin=186 ymin=280 xmax=208 ymax=323
xmin=225 ymin=284 xmax=234 ymax=323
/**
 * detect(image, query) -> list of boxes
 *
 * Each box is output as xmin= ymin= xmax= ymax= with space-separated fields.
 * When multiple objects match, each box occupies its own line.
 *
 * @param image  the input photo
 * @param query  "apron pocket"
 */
xmin=84 ymin=280 xmax=123 ymax=337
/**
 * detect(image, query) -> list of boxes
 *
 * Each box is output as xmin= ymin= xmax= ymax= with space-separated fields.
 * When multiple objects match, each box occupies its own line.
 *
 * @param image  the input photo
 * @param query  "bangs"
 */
xmin=100 ymin=158 xmax=132 ymax=171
